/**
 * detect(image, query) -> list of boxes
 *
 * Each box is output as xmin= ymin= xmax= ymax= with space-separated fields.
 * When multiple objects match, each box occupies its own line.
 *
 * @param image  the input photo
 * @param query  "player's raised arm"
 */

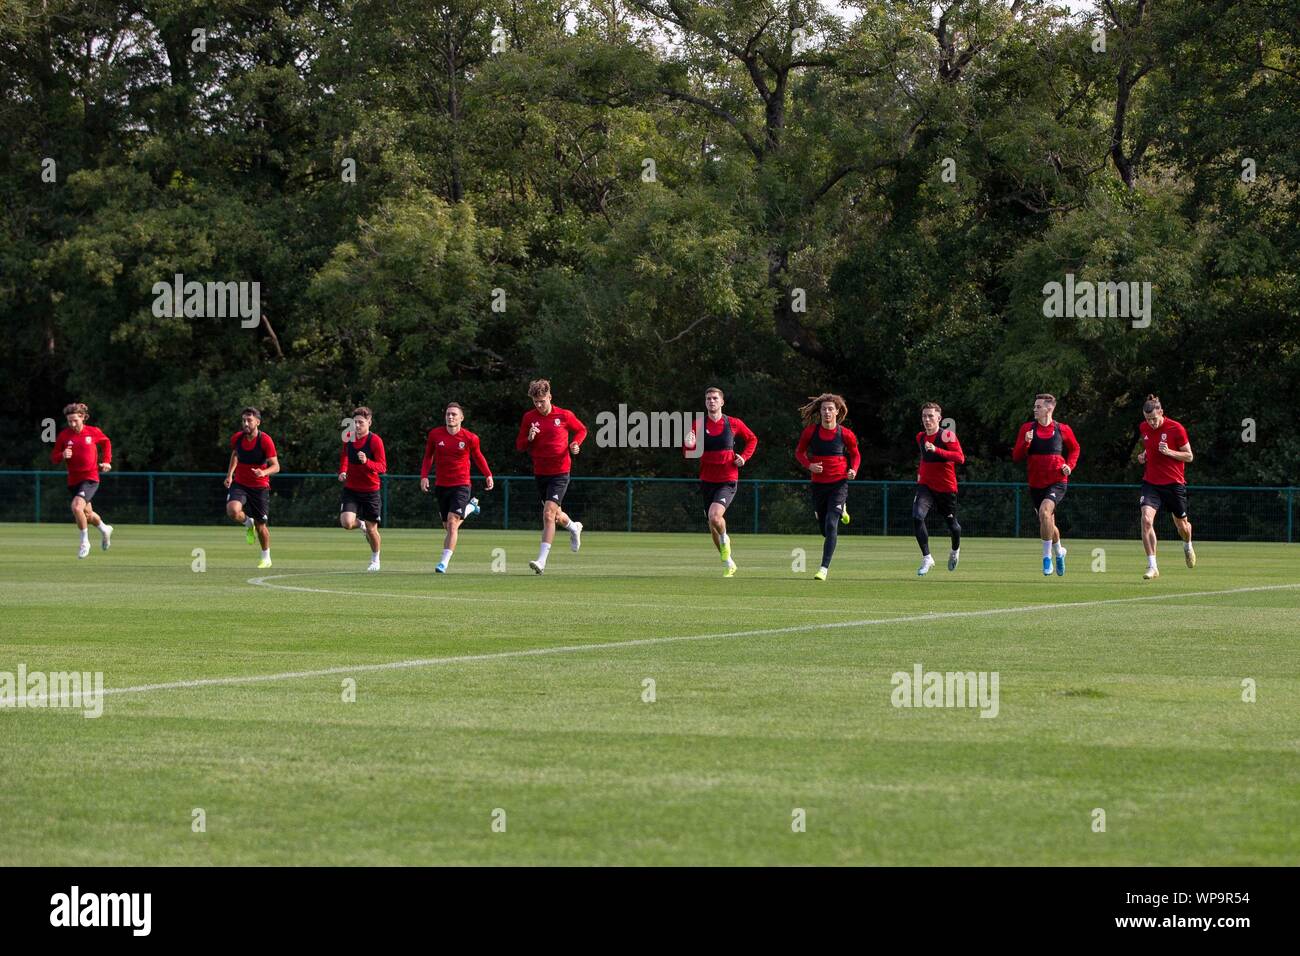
xmin=932 ymin=431 xmax=964 ymax=464
xmin=365 ymin=434 xmax=387 ymax=475
xmin=95 ymin=430 xmax=112 ymax=472
xmin=795 ymin=423 xmax=814 ymax=471
xmin=1011 ymin=421 xmax=1032 ymax=461
xmin=843 ymin=426 xmax=861 ymax=477
xmin=1060 ymin=423 xmax=1080 ymax=475
xmin=516 ymin=412 xmax=534 ymax=451
xmin=565 ymin=408 xmax=587 ymax=453
xmin=733 ymin=417 xmax=757 ymax=466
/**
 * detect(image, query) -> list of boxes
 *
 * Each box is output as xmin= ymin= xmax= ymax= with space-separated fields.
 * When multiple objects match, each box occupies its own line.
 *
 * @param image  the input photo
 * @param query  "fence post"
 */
xmin=882 ymin=483 xmax=889 ymax=535
xmin=626 ymin=478 xmax=633 ymax=533
xmin=503 ymin=478 xmax=510 ymax=530
xmin=753 ymin=483 xmax=760 ymax=534
xmin=1288 ymin=488 xmax=1294 ymax=544
xmin=1014 ymin=486 xmax=1021 ymax=538
xmin=34 ymin=472 xmax=41 ymax=523
xmin=148 ymin=473 xmax=155 ymax=525
xmin=382 ymin=479 xmax=390 ymax=526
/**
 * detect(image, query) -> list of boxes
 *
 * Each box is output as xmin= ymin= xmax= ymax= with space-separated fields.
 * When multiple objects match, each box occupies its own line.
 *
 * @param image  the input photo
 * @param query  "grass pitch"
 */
xmin=1 ymin=521 xmax=1297 ymax=865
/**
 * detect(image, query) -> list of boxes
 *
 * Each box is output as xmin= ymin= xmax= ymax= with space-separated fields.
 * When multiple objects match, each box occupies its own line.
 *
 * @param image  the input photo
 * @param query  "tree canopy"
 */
xmin=3 ymin=0 xmax=1296 ymax=483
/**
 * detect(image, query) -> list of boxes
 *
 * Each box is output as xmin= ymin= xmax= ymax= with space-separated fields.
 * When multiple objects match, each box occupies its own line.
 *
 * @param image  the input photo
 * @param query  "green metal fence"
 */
xmin=2 ymin=471 xmax=1294 ymax=542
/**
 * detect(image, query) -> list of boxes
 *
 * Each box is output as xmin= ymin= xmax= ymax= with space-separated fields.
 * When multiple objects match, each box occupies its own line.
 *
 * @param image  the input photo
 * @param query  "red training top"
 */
xmin=683 ymin=415 xmax=758 ymax=484
xmin=338 ymin=432 xmax=387 ymax=492
xmin=515 ymin=406 xmax=587 ymax=476
xmin=1011 ymin=420 xmax=1080 ymax=489
xmin=915 ymin=428 xmax=965 ymax=494
xmin=422 ymin=427 xmax=492 ymax=487
xmin=229 ymin=431 xmax=277 ymax=488
xmin=52 ymin=426 xmax=112 ymax=485
xmin=795 ymin=424 xmax=861 ymax=483
xmin=1139 ymin=417 xmax=1190 ymax=485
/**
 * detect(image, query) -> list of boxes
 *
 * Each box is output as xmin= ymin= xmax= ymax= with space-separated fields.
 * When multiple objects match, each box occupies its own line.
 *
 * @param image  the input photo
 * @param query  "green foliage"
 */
xmin=2 ymin=0 xmax=1296 ymax=485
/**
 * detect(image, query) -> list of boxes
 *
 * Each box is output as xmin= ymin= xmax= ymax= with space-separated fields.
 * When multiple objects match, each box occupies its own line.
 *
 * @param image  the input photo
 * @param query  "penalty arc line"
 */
xmin=9 ymin=582 xmax=1299 ymax=707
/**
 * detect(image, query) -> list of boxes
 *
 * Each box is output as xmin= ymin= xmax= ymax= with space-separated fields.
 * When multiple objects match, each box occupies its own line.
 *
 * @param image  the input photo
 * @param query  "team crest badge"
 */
xmin=458 ymin=441 xmax=465 ymax=449
xmin=554 ymin=417 xmax=562 ymax=426
xmin=84 ymin=436 xmax=93 ymax=443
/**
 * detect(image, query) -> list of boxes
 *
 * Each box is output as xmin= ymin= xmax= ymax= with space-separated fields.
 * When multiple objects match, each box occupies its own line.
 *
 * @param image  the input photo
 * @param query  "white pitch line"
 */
xmin=8 ymin=583 xmax=1298 ymax=708
xmin=244 ymin=570 xmax=856 ymax=613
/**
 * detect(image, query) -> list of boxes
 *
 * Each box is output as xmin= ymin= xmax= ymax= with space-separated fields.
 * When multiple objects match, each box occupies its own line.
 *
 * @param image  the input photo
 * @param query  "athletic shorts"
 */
xmin=69 ymin=480 xmax=99 ymax=502
xmin=912 ymin=483 xmax=957 ymax=520
xmin=436 ymin=485 xmax=471 ymax=521
xmin=341 ymin=488 xmax=381 ymax=523
xmin=812 ymin=480 xmax=849 ymax=523
xmin=1140 ymin=481 xmax=1189 ymax=519
xmin=227 ymin=482 xmax=270 ymax=523
xmin=1030 ymin=482 xmax=1067 ymax=511
xmin=535 ymin=473 xmax=570 ymax=506
xmin=699 ymin=480 xmax=737 ymax=513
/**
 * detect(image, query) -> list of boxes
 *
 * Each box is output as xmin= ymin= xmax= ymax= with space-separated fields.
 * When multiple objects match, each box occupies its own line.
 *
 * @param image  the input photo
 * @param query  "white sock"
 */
xmin=720 ymin=533 xmax=729 ymax=545
xmin=244 ymin=516 xmax=254 ymax=528
xmin=537 ymin=541 xmax=551 ymax=563
xmin=371 ymin=550 xmax=380 ymax=560
xmin=359 ymin=519 xmax=367 ymax=532
xmin=1042 ymin=540 xmax=1052 ymax=558
xmin=98 ymin=523 xmax=111 ymax=535
xmin=1183 ymin=541 xmax=1192 ymax=551
xmin=79 ymin=529 xmax=89 ymax=543
xmin=440 ymin=549 xmax=453 ymax=566
xmin=1057 ymin=543 xmax=1066 ymax=555
xmin=261 ymin=548 xmax=270 ymax=560
xmin=1147 ymin=555 xmax=1158 ymax=570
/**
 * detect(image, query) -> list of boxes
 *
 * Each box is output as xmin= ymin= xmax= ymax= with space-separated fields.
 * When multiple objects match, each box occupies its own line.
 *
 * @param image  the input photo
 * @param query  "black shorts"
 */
xmin=69 ymin=480 xmax=99 ymax=503
xmin=227 ymin=482 xmax=270 ymax=523
xmin=812 ymin=480 xmax=849 ymax=523
xmin=1140 ymin=481 xmax=1189 ymax=519
xmin=535 ymin=473 xmax=570 ymax=506
xmin=341 ymin=488 xmax=382 ymax=523
xmin=1030 ymin=482 xmax=1067 ymax=510
xmin=436 ymin=485 xmax=472 ymax=521
xmin=912 ymin=483 xmax=957 ymax=520
xmin=699 ymin=480 xmax=738 ymax=513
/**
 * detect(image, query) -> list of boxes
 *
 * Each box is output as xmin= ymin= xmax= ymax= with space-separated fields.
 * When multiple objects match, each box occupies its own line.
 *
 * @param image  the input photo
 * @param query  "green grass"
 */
xmin=1 ymin=521 xmax=1297 ymax=866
